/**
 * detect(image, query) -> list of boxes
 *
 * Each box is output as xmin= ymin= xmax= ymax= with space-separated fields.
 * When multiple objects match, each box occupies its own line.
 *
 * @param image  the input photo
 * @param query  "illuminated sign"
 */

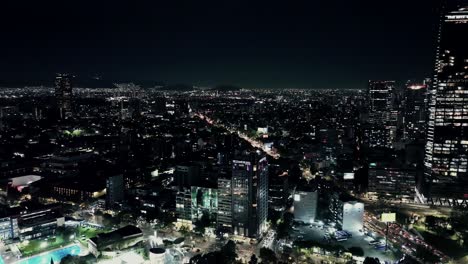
xmin=408 ymin=84 xmax=426 ymax=90
xmin=446 ymin=15 xmax=468 ymax=20
xmin=294 ymin=194 xmax=301 ymax=202
xmin=343 ymin=173 xmax=354 ymax=180
xmin=381 ymin=213 xmax=396 ymax=223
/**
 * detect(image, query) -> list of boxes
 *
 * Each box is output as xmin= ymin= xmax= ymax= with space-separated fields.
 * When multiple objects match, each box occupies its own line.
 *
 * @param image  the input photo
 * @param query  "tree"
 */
xmin=56 ymin=226 xmax=75 ymax=242
xmin=347 ymin=246 xmax=364 ymax=257
xmin=416 ymin=245 xmax=440 ymax=263
xmin=189 ymin=254 xmax=203 ymax=264
xmin=425 ymin=215 xmax=436 ymax=230
xmin=194 ymin=212 xmax=211 ymax=234
xmin=450 ymin=208 xmax=468 ymax=248
xmin=179 ymin=225 xmax=190 ymax=236
xmin=102 ymin=213 xmax=119 ymax=226
xmin=363 ymin=257 xmax=381 ymax=264
xmin=221 ymin=240 xmax=237 ymax=263
xmin=276 ymin=212 xmax=294 ymax=239
xmin=249 ymin=254 xmax=258 ymax=264
xmin=61 ymin=254 xmax=95 ymax=264
xmin=260 ymin=247 xmax=277 ymax=264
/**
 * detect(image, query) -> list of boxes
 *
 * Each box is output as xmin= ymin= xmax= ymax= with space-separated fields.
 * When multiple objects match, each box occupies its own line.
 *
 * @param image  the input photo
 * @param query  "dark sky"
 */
xmin=0 ymin=0 xmax=442 ymax=89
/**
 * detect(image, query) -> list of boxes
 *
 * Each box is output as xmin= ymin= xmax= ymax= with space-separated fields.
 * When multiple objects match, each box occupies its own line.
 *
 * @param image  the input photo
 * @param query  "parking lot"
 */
xmin=292 ymin=223 xmax=397 ymax=262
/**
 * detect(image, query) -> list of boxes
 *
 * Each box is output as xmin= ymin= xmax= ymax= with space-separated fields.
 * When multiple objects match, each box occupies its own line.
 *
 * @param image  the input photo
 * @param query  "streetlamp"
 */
xmin=380 ymin=212 xmax=396 ymax=251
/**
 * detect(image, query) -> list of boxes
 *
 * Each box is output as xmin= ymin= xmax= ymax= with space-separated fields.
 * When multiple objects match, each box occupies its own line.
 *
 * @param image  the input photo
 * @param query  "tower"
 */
xmin=231 ymin=153 xmax=268 ymax=238
xmin=421 ymin=5 xmax=468 ymax=206
xmin=55 ymin=73 xmax=73 ymax=119
xmin=404 ymin=81 xmax=428 ymax=141
xmin=366 ymin=80 xmax=396 ymax=148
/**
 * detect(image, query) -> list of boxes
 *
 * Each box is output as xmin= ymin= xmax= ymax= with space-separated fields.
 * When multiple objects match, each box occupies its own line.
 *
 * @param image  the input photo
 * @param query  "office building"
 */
xmin=0 ymin=217 xmax=18 ymax=241
xmin=422 ymin=5 xmax=468 ymax=206
xmin=55 ymin=73 xmax=73 ymax=119
xmin=175 ymin=164 xmax=200 ymax=189
xmin=367 ymin=80 xmax=396 ymax=148
xmin=175 ymin=188 xmax=192 ymax=229
xmin=106 ymin=174 xmax=124 ymax=209
xmin=368 ymin=162 xmax=416 ymax=203
xmin=329 ymin=194 xmax=364 ymax=233
xmin=190 ymin=186 xmax=218 ymax=223
xmin=404 ymin=81 xmax=428 ymax=141
xmin=293 ymin=189 xmax=318 ymax=224
xmin=0 ymin=204 xmax=64 ymax=242
xmin=231 ymin=153 xmax=268 ymax=238
xmin=50 ymin=179 xmax=106 ymax=203
xmin=217 ymin=176 xmax=233 ymax=231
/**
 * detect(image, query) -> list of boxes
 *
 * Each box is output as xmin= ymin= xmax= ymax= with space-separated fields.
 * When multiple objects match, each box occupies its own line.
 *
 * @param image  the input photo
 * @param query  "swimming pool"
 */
xmin=16 ymin=244 xmax=81 ymax=264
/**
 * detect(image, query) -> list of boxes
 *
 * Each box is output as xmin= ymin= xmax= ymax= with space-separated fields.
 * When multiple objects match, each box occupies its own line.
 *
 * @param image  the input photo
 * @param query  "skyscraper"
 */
xmin=231 ymin=153 xmax=268 ymax=238
xmin=55 ymin=73 xmax=73 ymax=119
xmin=421 ymin=5 xmax=468 ymax=206
xmin=106 ymin=174 xmax=124 ymax=209
xmin=217 ymin=176 xmax=233 ymax=231
xmin=366 ymin=80 xmax=396 ymax=148
xmin=404 ymin=81 xmax=428 ymax=141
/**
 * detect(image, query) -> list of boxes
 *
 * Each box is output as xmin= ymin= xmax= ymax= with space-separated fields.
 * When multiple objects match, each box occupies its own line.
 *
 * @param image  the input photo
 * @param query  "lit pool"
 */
xmin=17 ymin=244 xmax=81 ymax=264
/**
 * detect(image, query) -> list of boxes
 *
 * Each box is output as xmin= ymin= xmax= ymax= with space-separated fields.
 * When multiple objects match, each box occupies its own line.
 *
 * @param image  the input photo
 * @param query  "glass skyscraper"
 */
xmin=421 ymin=5 xmax=468 ymax=206
xmin=231 ymin=154 xmax=268 ymax=238
xmin=366 ymin=80 xmax=396 ymax=148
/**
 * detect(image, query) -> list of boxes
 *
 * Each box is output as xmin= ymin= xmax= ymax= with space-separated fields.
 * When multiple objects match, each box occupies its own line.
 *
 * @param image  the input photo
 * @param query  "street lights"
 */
xmin=381 ymin=212 xmax=396 ymax=251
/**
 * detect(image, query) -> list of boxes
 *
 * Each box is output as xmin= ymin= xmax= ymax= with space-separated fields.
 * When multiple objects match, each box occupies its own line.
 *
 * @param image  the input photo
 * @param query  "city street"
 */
xmin=363 ymin=212 xmax=448 ymax=263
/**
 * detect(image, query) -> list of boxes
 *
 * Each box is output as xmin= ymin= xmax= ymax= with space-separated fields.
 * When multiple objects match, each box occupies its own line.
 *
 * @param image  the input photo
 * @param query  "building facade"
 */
xmin=368 ymin=162 xmax=416 ymax=203
xmin=231 ymin=155 xmax=268 ymax=238
xmin=293 ymin=190 xmax=318 ymax=223
xmin=367 ymin=80 xmax=396 ymax=148
xmin=55 ymin=73 xmax=73 ymax=119
xmin=422 ymin=5 xmax=468 ymax=206
xmin=106 ymin=174 xmax=124 ymax=209
xmin=217 ymin=177 xmax=233 ymax=230
xmin=329 ymin=194 xmax=364 ymax=233
xmin=404 ymin=82 xmax=428 ymax=141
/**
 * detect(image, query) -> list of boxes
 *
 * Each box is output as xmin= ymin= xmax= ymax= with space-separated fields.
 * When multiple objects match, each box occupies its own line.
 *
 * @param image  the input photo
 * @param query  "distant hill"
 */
xmin=211 ymin=85 xmax=242 ymax=91
xmin=158 ymin=83 xmax=194 ymax=91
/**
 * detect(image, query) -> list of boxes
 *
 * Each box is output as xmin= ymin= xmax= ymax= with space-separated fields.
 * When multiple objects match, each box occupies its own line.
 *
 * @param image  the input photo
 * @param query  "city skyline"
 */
xmin=1 ymin=1 xmax=468 ymax=264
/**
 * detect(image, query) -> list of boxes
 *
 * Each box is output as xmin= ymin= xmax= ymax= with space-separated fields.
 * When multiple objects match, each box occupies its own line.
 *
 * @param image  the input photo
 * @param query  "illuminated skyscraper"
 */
xmin=404 ymin=81 xmax=428 ymax=141
xmin=366 ymin=80 xmax=396 ymax=148
xmin=55 ymin=73 xmax=73 ymax=119
xmin=231 ymin=153 xmax=268 ymax=238
xmin=421 ymin=5 xmax=468 ymax=206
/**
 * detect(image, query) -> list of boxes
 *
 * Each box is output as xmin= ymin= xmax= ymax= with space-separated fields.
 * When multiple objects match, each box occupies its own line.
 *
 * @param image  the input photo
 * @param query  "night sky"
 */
xmin=0 ymin=0 xmax=442 ymax=89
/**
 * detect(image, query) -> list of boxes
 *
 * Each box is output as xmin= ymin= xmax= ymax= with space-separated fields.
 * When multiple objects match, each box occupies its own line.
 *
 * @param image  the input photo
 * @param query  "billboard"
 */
xmin=343 ymin=173 xmax=355 ymax=180
xmin=381 ymin=213 xmax=396 ymax=223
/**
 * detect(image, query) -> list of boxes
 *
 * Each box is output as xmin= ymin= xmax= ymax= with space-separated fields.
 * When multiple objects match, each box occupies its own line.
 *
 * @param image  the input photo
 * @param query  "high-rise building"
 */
xmin=293 ymin=188 xmax=318 ymax=224
xmin=422 ymin=5 xmax=468 ymax=206
xmin=190 ymin=186 xmax=218 ymax=224
xmin=175 ymin=164 xmax=200 ymax=189
xmin=366 ymin=80 xmax=396 ymax=148
xmin=55 ymin=73 xmax=73 ymax=119
xmin=231 ymin=154 xmax=268 ymax=238
xmin=217 ymin=176 xmax=233 ymax=231
xmin=368 ymin=162 xmax=416 ymax=203
xmin=329 ymin=194 xmax=364 ymax=233
xmin=106 ymin=174 xmax=124 ymax=209
xmin=175 ymin=188 xmax=192 ymax=229
xmin=404 ymin=81 xmax=428 ymax=141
